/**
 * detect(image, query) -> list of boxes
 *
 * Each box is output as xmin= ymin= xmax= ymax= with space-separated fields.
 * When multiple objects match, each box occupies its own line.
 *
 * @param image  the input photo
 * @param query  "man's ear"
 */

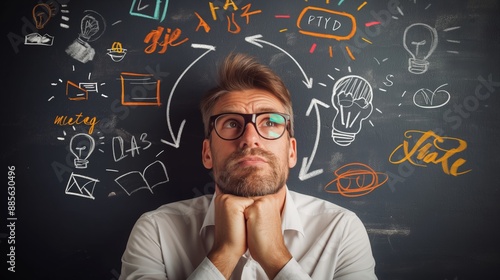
xmin=288 ymin=137 xmax=297 ymax=168
xmin=202 ymin=139 xmax=213 ymax=169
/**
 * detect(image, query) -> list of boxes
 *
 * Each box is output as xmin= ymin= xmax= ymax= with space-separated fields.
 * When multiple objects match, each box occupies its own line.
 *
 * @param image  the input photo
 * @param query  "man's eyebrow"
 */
xmin=216 ymin=107 xmax=280 ymax=114
xmin=256 ymin=107 xmax=279 ymax=112
xmin=245 ymin=106 xmax=282 ymax=113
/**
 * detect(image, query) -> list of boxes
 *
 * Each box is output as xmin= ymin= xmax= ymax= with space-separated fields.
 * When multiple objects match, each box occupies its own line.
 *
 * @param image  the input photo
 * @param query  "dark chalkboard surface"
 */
xmin=2 ymin=0 xmax=500 ymax=279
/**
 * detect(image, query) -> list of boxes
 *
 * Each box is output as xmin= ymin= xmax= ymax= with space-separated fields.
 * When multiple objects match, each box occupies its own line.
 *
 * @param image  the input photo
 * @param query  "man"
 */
xmin=120 ymin=53 xmax=377 ymax=279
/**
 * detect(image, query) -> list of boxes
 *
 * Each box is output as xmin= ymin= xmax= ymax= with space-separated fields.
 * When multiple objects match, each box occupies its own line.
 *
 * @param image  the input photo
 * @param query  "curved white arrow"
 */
xmin=161 ymin=44 xmax=215 ymax=148
xmin=299 ymin=98 xmax=330 ymax=181
xmin=245 ymin=34 xmax=314 ymax=89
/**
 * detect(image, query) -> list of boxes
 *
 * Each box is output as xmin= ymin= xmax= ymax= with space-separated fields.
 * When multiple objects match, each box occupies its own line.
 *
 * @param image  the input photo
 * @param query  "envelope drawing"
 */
xmin=65 ymin=172 xmax=100 ymax=200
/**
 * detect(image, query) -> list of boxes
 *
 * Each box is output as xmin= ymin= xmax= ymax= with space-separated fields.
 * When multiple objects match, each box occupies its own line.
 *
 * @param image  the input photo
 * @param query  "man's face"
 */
xmin=202 ymin=89 xmax=297 ymax=197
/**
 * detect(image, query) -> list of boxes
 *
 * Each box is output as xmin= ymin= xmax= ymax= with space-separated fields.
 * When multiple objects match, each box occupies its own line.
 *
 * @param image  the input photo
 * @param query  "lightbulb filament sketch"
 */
xmin=403 ymin=23 xmax=438 ymax=74
xmin=331 ymin=75 xmax=373 ymax=146
xmin=70 ymin=133 xmax=96 ymax=169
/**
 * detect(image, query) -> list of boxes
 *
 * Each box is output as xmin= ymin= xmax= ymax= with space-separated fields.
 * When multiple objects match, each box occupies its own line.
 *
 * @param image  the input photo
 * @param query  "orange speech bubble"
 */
xmin=297 ymin=6 xmax=356 ymax=41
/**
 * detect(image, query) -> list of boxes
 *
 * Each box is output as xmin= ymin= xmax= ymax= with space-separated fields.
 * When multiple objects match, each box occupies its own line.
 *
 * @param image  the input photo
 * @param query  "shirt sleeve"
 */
xmin=119 ymin=215 xmax=168 ymax=280
xmin=120 ymin=215 xmax=225 ymax=280
xmin=332 ymin=215 xmax=378 ymax=280
xmin=186 ymin=257 xmax=226 ymax=280
xmin=274 ymin=258 xmax=313 ymax=280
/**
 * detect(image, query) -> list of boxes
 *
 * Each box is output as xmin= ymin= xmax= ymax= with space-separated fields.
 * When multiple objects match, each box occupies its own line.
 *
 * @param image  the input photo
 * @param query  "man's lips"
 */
xmin=236 ymin=156 xmax=268 ymax=166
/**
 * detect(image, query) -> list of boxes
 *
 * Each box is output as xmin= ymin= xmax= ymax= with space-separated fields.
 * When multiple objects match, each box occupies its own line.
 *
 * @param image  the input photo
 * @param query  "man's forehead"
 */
xmin=212 ymin=89 xmax=285 ymax=113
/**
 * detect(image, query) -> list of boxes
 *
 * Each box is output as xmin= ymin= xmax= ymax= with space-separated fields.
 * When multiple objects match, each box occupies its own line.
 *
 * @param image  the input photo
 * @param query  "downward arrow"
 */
xmin=161 ymin=44 xmax=215 ymax=148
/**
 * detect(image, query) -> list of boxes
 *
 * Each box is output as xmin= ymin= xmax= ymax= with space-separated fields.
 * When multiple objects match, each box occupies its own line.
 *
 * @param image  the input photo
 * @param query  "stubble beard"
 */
xmin=216 ymin=148 xmax=288 ymax=197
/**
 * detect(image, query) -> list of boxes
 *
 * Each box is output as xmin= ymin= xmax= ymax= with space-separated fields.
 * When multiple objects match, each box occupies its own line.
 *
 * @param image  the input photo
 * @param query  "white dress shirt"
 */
xmin=120 ymin=187 xmax=377 ymax=280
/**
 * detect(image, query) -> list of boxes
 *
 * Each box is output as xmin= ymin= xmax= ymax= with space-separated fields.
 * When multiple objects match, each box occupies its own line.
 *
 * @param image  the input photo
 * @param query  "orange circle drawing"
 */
xmin=324 ymin=162 xmax=388 ymax=197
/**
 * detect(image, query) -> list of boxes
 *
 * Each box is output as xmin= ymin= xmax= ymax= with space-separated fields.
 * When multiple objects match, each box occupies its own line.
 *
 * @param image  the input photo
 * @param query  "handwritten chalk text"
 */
xmin=389 ymin=130 xmax=471 ymax=176
xmin=54 ymin=113 xmax=99 ymax=134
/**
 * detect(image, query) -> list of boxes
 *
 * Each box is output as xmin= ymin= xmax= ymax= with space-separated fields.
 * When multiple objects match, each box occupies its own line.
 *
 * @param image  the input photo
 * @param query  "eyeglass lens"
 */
xmin=214 ymin=113 xmax=287 ymax=140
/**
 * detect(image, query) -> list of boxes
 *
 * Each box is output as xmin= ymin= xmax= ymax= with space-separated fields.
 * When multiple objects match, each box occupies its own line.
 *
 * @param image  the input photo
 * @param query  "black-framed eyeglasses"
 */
xmin=207 ymin=112 xmax=290 ymax=140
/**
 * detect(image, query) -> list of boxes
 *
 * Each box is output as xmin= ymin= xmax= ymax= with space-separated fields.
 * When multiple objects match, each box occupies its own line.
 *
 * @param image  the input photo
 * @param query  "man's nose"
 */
xmin=239 ymin=122 xmax=261 ymax=148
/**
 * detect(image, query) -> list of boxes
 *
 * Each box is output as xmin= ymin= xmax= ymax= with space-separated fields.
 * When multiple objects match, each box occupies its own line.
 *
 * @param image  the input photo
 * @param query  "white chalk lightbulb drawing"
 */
xmin=80 ymin=14 xmax=100 ymax=40
xmin=403 ymin=23 xmax=438 ymax=74
xmin=65 ymin=10 xmax=106 ymax=63
xmin=331 ymin=75 xmax=373 ymax=146
xmin=70 ymin=133 xmax=95 ymax=169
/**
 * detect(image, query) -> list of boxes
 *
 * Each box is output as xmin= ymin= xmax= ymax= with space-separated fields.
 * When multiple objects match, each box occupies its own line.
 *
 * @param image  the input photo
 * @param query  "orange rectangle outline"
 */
xmin=120 ymin=72 xmax=161 ymax=106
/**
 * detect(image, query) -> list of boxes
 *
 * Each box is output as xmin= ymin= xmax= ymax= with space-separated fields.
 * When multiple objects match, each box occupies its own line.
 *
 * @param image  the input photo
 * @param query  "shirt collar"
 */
xmin=199 ymin=193 xmax=216 ymax=237
xmin=199 ymin=186 xmax=305 ymax=238
xmin=282 ymin=187 xmax=305 ymax=237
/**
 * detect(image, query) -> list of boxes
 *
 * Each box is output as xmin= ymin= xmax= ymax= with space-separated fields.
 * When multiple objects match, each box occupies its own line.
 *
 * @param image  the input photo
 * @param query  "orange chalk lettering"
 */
xmin=297 ymin=6 xmax=356 ymax=41
xmin=144 ymin=26 xmax=188 ymax=54
xmin=54 ymin=113 xmax=99 ymax=135
xmin=194 ymin=12 xmax=211 ymax=32
xmin=223 ymin=0 xmax=238 ymax=11
xmin=209 ymin=2 xmax=219 ymax=20
xmin=389 ymin=130 xmax=471 ymax=176
xmin=240 ymin=3 xmax=261 ymax=24
xmin=227 ymin=13 xmax=241 ymax=34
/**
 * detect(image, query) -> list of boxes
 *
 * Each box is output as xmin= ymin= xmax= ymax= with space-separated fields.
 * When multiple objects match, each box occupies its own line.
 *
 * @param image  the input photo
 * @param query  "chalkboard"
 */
xmin=2 ymin=0 xmax=500 ymax=279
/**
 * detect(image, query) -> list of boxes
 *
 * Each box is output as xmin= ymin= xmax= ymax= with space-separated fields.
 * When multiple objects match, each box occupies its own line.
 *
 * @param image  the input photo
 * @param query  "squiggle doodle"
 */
xmin=413 ymin=83 xmax=450 ymax=109
xmin=324 ymin=162 xmax=388 ymax=197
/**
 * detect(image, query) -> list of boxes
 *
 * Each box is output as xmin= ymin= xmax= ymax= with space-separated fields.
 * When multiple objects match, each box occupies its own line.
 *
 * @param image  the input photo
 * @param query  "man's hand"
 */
xmin=208 ymin=193 xmax=254 ymax=278
xmin=245 ymin=193 xmax=292 ymax=279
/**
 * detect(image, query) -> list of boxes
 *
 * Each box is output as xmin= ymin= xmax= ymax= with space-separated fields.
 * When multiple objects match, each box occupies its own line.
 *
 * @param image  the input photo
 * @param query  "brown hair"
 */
xmin=200 ymin=53 xmax=294 ymax=137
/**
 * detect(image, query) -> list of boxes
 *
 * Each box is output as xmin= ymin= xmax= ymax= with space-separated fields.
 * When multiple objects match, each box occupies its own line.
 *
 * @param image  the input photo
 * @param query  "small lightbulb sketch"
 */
xmin=331 ymin=75 xmax=373 ymax=146
xmin=32 ymin=3 xmax=54 ymax=29
xmin=65 ymin=10 xmax=106 ymax=63
xmin=70 ymin=133 xmax=95 ymax=169
xmin=403 ymin=23 xmax=438 ymax=74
